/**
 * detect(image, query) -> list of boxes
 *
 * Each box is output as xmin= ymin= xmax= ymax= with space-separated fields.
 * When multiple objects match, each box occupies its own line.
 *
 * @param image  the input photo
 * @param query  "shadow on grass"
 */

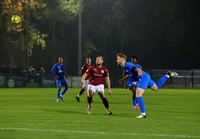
xmin=156 ymin=110 xmax=200 ymax=115
xmin=42 ymin=109 xmax=132 ymax=117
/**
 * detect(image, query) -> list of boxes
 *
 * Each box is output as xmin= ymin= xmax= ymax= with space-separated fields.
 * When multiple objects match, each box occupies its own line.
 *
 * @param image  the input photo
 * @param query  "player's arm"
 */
xmin=81 ymin=73 xmax=88 ymax=84
xmin=80 ymin=65 xmax=85 ymax=74
xmin=105 ymin=76 xmax=112 ymax=95
xmin=51 ymin=65 xmax=56 ymax=75
xmin=136 ymin=68 xmax=143 ymax=76
xmin=131 ymin=65 xmax=143 ymax=76
xmin=82 ymin=67 xmax=91 ymax=84
xmin=119 ymin=74 xmax=130 ymax=84
xmin=122 ymin=72 xmax=128 ymax=89
xmin=51 ymin=65 xmax=59 ymax=78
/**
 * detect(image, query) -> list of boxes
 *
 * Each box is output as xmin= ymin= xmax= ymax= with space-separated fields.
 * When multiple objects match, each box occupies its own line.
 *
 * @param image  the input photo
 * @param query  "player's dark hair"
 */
xmin=86 ymin=57 xmax=91 ymax=59
xmin=117 ymin=53 xmax=127 ymax=60
xmin=131 ymin=56 xmax=138 ymax=60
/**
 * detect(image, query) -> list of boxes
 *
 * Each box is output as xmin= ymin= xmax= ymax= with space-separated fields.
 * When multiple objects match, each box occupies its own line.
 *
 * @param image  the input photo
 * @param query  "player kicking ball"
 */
xmin=117 ymin=53 xmax=178 ymax=118
xmin=122 ymin=56 xmax=142 ymax=110
xmin=51 ymin=57 xmax=68 ymax=102
xmin=81 ymin=56 xmax=112 ymax=115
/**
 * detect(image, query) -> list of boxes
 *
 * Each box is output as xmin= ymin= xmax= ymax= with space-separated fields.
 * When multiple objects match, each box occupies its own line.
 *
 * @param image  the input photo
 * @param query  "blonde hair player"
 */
xmin=116 ymin=53 xmax=178 ymax=118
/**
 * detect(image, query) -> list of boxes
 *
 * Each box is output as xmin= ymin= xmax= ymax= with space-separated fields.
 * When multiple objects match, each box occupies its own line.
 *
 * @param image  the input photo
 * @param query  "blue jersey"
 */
xmin=134 ymin=64 xmax=142 ymax=80
xmin=136 ymin=64 xmax=142 ymax=71
xmin=51 ymin=63 xmax=66 ymax=79
xmin=123 ymin=62 xmax=142 ymax=80
xmin=124 ymin=62 xmax=156 ymax=90
xmin=123 ymin=62 xmax=136 ymax=76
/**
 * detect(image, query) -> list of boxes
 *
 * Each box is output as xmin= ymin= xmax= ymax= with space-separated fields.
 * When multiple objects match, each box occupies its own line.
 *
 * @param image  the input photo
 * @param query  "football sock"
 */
xmin=61 ymin=88 xmax=68 ymax=96
xmin=136 ymin=99 xmax=138 ymax=104
xmin=156 ymin=75 xmax=169 ymax=89
xmin=87 ymin=96 xmax=92 ymax=105
xmin=102 ymin=97 xmax=109 ymax=109
xmin=99 ymin=93 xmax=109 ymax=109
xmin=137 ymin=97 xmax=145 ymax=114
xmin=133 ymin=99 xmax=137 ymax=107
xmin=78 ymin=88 xmax=85 ymax=97
xmin=57 ymin=89 xmax=61 ymax=99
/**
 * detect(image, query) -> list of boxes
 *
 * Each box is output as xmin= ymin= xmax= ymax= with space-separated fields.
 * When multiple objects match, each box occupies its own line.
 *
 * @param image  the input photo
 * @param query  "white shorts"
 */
xmin=82 ymin=80 xmax=89 ymax=88
xmin=87 ymin=84 xmax=104 ymax=93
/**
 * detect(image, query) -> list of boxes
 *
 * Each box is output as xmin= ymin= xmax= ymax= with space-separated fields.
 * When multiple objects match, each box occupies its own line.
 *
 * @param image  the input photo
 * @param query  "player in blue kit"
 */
xmin=122 ymin=56 xmax=142 ymax=110
xmin=117 ymin=53 xmax=178 ymax=118
xmin=51 ymin=57 xmax=68 ymax=102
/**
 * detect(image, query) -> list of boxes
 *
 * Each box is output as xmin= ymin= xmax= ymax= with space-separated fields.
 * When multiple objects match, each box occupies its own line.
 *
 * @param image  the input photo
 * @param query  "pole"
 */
xmin=78 ymin=0 xmax=82 ymax=75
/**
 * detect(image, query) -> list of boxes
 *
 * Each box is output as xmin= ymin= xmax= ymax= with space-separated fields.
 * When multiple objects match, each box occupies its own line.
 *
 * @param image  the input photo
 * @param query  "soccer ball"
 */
xmin=11 ymin=15 xmax=21 ymax=24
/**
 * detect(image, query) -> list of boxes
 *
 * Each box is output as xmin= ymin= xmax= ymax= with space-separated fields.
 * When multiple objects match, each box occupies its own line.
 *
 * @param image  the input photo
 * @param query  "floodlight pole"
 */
xmin=78 ymin=0 xmax=83 ymax=75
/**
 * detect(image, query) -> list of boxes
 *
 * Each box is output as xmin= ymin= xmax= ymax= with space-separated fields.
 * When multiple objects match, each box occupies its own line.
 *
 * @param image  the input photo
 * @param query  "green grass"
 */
xmin=0 ymin=88 xmax=200 ymax=139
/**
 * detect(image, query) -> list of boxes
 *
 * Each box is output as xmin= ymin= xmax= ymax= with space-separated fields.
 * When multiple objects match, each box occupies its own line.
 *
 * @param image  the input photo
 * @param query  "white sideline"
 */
xmin=0 ymin=127 xmax=199 ymax=138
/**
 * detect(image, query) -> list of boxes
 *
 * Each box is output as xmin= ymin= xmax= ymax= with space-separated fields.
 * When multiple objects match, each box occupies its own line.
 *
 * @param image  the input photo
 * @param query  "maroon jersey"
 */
xmin=86 ymin=65 xmax=109 ymax=86
xmin=80 ymin=64 xmax=91 ymax=80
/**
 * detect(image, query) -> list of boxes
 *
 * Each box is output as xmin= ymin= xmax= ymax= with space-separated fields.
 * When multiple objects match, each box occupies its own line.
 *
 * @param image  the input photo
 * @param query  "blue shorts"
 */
xmin=126 ymin=77 xmax=137 ymax=88
xmin=135 ymin=72 xmax=155 ymax=90
xmin=56 ymin=78 xmax=68 ymax=87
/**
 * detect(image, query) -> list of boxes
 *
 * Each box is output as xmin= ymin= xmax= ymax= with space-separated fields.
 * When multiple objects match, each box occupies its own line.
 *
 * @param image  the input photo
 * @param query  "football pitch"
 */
xmin=0 ymin=88 xmax=199 ymax=139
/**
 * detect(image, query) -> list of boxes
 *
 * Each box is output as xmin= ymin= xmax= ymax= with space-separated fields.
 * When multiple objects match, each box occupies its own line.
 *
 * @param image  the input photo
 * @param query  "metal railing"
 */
xmin=0 ymin=69 xmax=200 ymax=88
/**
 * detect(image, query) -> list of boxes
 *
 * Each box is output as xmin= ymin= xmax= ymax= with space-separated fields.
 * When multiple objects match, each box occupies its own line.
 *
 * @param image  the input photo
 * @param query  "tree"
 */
xmin=0 ymin=0 xmax=79 ymax=71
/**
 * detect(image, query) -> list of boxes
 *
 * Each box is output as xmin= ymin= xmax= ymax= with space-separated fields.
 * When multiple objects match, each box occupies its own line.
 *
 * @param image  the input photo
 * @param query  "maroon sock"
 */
xmin=98 ymin=94 xmax=109 ymax=109
xmin=102 ymin=97 xmax=109 ymax=109
xmin=87 ymin=96 xmax=92 ymax=105
xmin=79 ymin=88 xmax=85 ymax=96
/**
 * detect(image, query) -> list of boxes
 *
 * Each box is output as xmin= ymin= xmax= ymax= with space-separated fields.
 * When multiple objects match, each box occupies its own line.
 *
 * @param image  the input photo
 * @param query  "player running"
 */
xmin=81 ymin=56 xmax=112 ymax=115
xmin=76 ymin=57 xmax=92 ymax=102
xmin=117 ymin=53 xmax=178 ymax=118
xmin=51 ymin=57 xmax=68 ymax=102
xmin=122 ymin=56 xmax=141 ymax=110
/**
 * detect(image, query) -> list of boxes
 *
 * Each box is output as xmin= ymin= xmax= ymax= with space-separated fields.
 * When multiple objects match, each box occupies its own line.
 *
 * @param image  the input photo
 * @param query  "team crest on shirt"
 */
xmin=58 ymin=66 xmax=62 ymax=73
xmin=126 ymin=69 xmax=129 ymax=73
xmin=101 ymin=70 xmax=104 ymax=74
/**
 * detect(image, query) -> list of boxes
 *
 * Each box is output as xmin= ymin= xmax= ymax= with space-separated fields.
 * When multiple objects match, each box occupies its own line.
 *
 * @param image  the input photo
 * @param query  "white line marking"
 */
xmin=0 ymin=128 xmax=199 ymax=138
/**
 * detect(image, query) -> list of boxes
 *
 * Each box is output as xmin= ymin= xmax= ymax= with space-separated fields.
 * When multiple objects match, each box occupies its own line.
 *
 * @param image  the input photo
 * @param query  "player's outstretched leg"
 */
xmin=136 ymin=88 xmax=147 ymax=118
xmin=57 ymin=88 xmax=61 ymax=102
xmin=60 ymin=86 xmax=68 ymax=101
xmin=167 ymin=71 xmax=178 ymax=77
xmin=156 ymin=75 xmax=169 ymax=89
xmin=76 ymin=88 xmax=86 ymax=102
xmin=99 ymin=92 xmax=112 ymax=115
xmin=156 ymin=71 xmax=178 ymax=89
xmin=87 ymin=90 xmax=93 ymax=114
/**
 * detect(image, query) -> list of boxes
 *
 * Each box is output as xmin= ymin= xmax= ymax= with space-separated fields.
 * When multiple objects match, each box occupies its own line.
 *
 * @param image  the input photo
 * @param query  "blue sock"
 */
xmin=132 ymin=99 xmax=137 ymax=107
xmin=156 ymin=75 xmax=169 ymax=89
xmin=61 ymin=88 xmax=68 ymax=96
xmin=136 ymin=99 xmax=138 ymax=104
xmin=57 ymin=89 xmax=61 ymax=99
xmin=137 ymin=97 xmax=145 ymax=113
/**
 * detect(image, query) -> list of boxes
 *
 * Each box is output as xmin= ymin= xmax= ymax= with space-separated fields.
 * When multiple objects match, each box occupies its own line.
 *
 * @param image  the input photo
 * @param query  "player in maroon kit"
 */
xmin=76 ymin=57 xmax=92 ymax=102
xmin=81 ymin=56 xmax=112 ymax=115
